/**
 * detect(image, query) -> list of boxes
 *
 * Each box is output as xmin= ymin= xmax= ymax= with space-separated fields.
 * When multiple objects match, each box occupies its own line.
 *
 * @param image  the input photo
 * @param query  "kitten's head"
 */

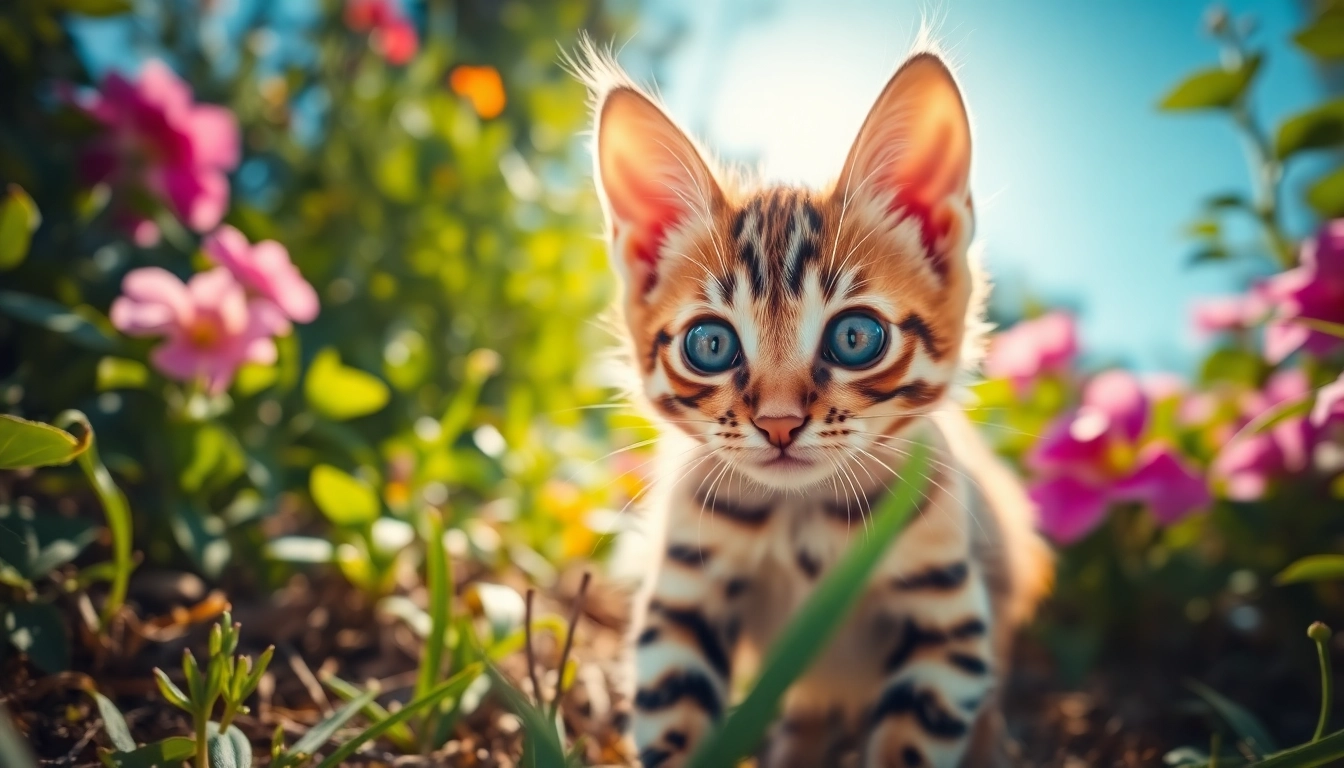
xmin=582 ymin=47 xmax=982 ymax=490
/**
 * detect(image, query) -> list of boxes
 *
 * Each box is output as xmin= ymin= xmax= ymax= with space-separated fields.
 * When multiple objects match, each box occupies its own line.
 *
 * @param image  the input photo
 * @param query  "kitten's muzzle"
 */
xmin=752 ymin=414 xmax=809 ymax=449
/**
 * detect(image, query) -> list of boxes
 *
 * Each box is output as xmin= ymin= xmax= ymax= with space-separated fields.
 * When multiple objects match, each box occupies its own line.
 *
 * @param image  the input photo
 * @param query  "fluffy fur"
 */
xmin=573 ymin=37 xmax=1051 ymax=768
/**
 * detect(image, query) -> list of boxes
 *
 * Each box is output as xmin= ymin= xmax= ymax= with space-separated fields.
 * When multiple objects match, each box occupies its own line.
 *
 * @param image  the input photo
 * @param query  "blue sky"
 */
xmin=620 ymin=0 xmax=1325 ymax=371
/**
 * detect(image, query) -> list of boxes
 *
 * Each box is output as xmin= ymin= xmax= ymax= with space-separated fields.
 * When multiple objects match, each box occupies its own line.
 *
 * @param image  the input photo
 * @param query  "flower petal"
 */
xmin=1029 ymin=476 xmax=1111 ymax=544
xmin=1114 ymin=444 xmax=1210 ymax=525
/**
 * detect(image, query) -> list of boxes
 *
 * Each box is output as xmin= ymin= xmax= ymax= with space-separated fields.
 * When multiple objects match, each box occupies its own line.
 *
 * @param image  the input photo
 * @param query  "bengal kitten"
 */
xmin=577 ymin=44 xmax=1052 ymax=768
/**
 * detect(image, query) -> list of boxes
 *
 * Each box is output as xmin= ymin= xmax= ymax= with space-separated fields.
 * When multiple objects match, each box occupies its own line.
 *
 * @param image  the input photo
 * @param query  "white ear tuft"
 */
xmin=569 ymin=38 xmax=722 ymax=297
xmin=835 ymin=53 xmax=973 ymax=272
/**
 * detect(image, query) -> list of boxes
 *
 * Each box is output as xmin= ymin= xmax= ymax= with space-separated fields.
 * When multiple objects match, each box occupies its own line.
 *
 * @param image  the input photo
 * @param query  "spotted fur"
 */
xmin=573 ymin=36 xmax=1052 ymax=768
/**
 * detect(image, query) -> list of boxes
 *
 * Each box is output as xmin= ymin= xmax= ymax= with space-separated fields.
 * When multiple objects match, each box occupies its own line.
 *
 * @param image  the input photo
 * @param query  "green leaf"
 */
xmin=309 ymin=465 xmax=380 ymax=526
xmin=1307 ymin=165 xmax=1344 ymax=219
xmin=178 ymin=424 xmax=245 ymax=494
xmin=0 ymin=291 xmax=118 ymax=352
xmin=0 ymin=414 xmax=87 ymax=469
xmin=4 ymin=602 xmax=70 ymax=674
xmin=1187 ymin=245 xmax=1229 ymax=267
xmin=1186 ymin=678 xmax=1277 ymax=757
xmin=0 ymin=504 xmax=99 ymax=580
xmin=91 ymin=691 xmax=135 ymax=752
xmin=313 ymin=663 xmax=482 ymax=768
xmin=96 ymin=357 xmax=149 ymax=391
xmin=304 ymin=348 xmax=390 ymax=421
xmin=1158 ymin=56 xmax=1261 ymax=111
xmin=53 ymin=0 xmax=134 ymax=15
xmin=1277 ymin=98 xmax=1344 ymax=159
xmin=487 ymin=668 xmax=567 ymax=768
xmin=1292 ymin=317 xmax=1344 ymax=341
xmin=1276 ymin=555 xmax=1344 ymax=585
xmin=1199 ymin=348 xmax=1265 ymax=388
xmin=0 ymin=184 xmax=39 ymax=271
xmin=1206 ymin=193 xmax=1249 ymax=211
xmin=1296 ymin=14 xmax=1344 ymax=60
xmin=152 ymin=669 xmax=190 ymax=711
xmin=1250 ymin=726 xmax=1344 ymax=767
xmin=98 ymin=737 xmax=195 ymax=768
xmin=206 ymin=722 xmax=252 ymax=768
xmin=0 ymin=704 xmax=37 ymax=768
xmin=689 ymin=445 xmax=929 ymax=767
xmin=281 ymin=689 xmax=376 ymax=764
xmin=264 ymin=536 xmax=334 ymax=563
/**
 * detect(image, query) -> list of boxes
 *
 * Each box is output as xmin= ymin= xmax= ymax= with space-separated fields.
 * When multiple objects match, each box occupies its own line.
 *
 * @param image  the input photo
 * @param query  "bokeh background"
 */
xmin=2 ymin=1 xmax=1344 ymax=766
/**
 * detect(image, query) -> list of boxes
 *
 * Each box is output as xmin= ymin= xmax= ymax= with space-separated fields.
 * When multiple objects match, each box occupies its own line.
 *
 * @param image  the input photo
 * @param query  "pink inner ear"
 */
xmin=609 ymin=154 xmax=686 ymax=287
xmin=884 ymin=127 xmax=970 ymax=276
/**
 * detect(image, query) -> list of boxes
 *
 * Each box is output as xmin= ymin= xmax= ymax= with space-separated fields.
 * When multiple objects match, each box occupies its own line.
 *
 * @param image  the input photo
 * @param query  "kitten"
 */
xmin=576 ymin=42 xmax=1053 ymax=768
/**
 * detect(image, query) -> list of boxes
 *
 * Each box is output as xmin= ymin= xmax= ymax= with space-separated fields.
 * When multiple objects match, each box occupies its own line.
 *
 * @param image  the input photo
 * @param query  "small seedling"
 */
xmin=152 ymin=610 xmax=273 ymax=768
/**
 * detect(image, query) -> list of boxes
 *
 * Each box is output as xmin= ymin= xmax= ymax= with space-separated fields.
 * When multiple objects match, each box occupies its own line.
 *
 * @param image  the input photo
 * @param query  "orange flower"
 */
xmin=449 ymin=65 xmax=506 ymax=119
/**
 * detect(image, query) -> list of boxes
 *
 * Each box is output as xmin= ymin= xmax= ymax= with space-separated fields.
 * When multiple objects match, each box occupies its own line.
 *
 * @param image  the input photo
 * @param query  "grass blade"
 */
xmin=281 ymin=689 xmax=376 ymax=765
xmin=313 ymin=663 xmax=482 ymax=768
xmin=414 ymin=507 xmax=451 ymax=747
xmin=487 ymin=666 xmax=567 ymax=768
xmin=688 ymin=444 xmax=930 ymax=767
xmin=1187 ymin=679 xmax=1278 ymax=757
xmin=321 ymin=676 xmax=415 ymax=752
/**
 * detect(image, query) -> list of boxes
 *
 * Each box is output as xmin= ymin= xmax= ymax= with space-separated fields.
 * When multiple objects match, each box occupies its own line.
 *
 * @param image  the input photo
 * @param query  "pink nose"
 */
xmin=752 ymin=414 xmax=807 ymax=449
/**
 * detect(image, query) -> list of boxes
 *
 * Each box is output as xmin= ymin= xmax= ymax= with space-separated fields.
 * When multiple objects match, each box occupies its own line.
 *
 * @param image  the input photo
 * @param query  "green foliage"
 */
xmin=271 ymin=690 xmax=376 ymax=768
xmin=1276 ymin=555 xmax=1344 ymax=585
xmin=0 ymin=184 xmax=39 ymax=270
xmin=1294 ymin=10 xmax=1344 ymax=59
xmin=0 ymin=413 xmax=86 ymax=468
xmin=303 ymin=348 xmax=390 ymax=421
xmin=688 ymin=445 xmax=929 ymax=767
xmin=1306 ymin=165 xmax=1344 ymax=219
xmin=2 ymin=602 xmax=68 ymax=674
xmin=308 ymin=465 xmax=380 ymax=527
xmin=1276 ymin=98 xmax=1344 ymax=160
xmin=311 ymin=663 xmax=483 ymax=768
xmin=1186 ymin=678 xmax=1278 ymax=757
xmin=1158 ymin=55 xmax=1260 ymax=111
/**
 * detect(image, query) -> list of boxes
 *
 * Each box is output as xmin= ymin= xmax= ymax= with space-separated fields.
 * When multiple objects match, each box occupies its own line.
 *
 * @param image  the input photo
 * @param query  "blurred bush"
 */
xmin=0 ymin=0 xmax=639 ymax=599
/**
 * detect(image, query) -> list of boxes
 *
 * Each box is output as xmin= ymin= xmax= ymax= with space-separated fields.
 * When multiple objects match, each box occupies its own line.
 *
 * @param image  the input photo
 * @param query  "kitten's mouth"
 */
xmin=759 ymin=452 xmax=815 ymax=469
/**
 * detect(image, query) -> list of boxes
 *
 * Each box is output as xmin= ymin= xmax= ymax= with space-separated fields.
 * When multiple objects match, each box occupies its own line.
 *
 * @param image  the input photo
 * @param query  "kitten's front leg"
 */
xmin=862 ymin=563 xmax=997 ymax=768
xmin=632 ymin=518 xmax=756 ymax=768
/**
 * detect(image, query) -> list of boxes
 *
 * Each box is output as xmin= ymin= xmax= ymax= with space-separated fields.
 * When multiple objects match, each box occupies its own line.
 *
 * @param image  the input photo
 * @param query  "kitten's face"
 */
xmin=589 ymin=54 xmax=976 ymax=490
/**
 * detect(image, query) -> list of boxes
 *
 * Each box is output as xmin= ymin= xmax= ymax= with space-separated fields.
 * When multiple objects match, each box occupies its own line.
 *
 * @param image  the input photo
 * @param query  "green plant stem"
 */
xmin=194 ymin=713 xmax=208 ymax=768
xmin=1217 ymin=32 xmax=1294 ymax=268
xmin=54 ymin=411 xmax=132 ymax=630
xmin=1314 ymin=631 xmax=1333 ymax=743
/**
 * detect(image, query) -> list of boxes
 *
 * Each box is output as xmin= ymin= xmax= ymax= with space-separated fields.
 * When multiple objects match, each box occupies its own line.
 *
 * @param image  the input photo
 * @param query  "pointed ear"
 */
xmin=836 ymin=54 xmax=973 ymax=270
xmin=594 ymin=87 xmax=722 ymax=297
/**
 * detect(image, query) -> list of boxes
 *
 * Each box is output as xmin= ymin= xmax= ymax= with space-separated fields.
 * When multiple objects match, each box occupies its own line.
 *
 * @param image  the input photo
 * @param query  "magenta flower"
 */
xmin=204 ymin=225 xmax=318 ymax=325
xmin=110 ymin=267 xmax=283 ymax=394
xmin=984 ymin=312 xmax=1077 ymax=389
xmin=1029 ymin=369 xmax=1209 ymax=543
xmin=80 ymin=60 xmax=239 ymax=243
xmin=1259 ymin=221 xmax=1344 ymax=363
xmin=1209 ymin=369 xmax=1313 ymax=501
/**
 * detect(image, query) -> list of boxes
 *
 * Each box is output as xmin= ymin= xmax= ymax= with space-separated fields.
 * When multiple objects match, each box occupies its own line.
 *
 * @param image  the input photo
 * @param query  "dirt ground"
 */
xmin=2 ymin=564 xmax=1324 ymax=767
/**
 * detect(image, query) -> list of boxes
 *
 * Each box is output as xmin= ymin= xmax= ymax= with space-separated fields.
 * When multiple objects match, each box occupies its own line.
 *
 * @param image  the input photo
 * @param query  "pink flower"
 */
xmin=1312 ymin=372 xmax=1344 ymax=428
xmin=1191 ymin=293 xmax=1264 ymax=334
xmin=1209 ymin=369 xmax=1314 ymax=501
xmin=1259 ymin=221 xmax=1344 ymax=363
xmin=110 ymin=267 xmax=283 ymax=394
xmin=203 ymin=225 xmax=318 ymax=324
xmin=344 ymin=0 xmax=418 ymax=65
xmin=79 ymin=60 xmax=239 ymax=241
xmin=1028 ymin=369 xmax=1209 ymax=543
xmin=984 ymin=312 xmax=1077 ymax=389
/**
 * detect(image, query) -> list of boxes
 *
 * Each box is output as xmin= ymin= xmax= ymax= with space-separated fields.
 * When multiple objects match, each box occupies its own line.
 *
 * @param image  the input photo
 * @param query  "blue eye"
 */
xmin=825 ymin=312 xmax=886 ymax=368
xmin=683 ymin=321 xmax=741 ymax=373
